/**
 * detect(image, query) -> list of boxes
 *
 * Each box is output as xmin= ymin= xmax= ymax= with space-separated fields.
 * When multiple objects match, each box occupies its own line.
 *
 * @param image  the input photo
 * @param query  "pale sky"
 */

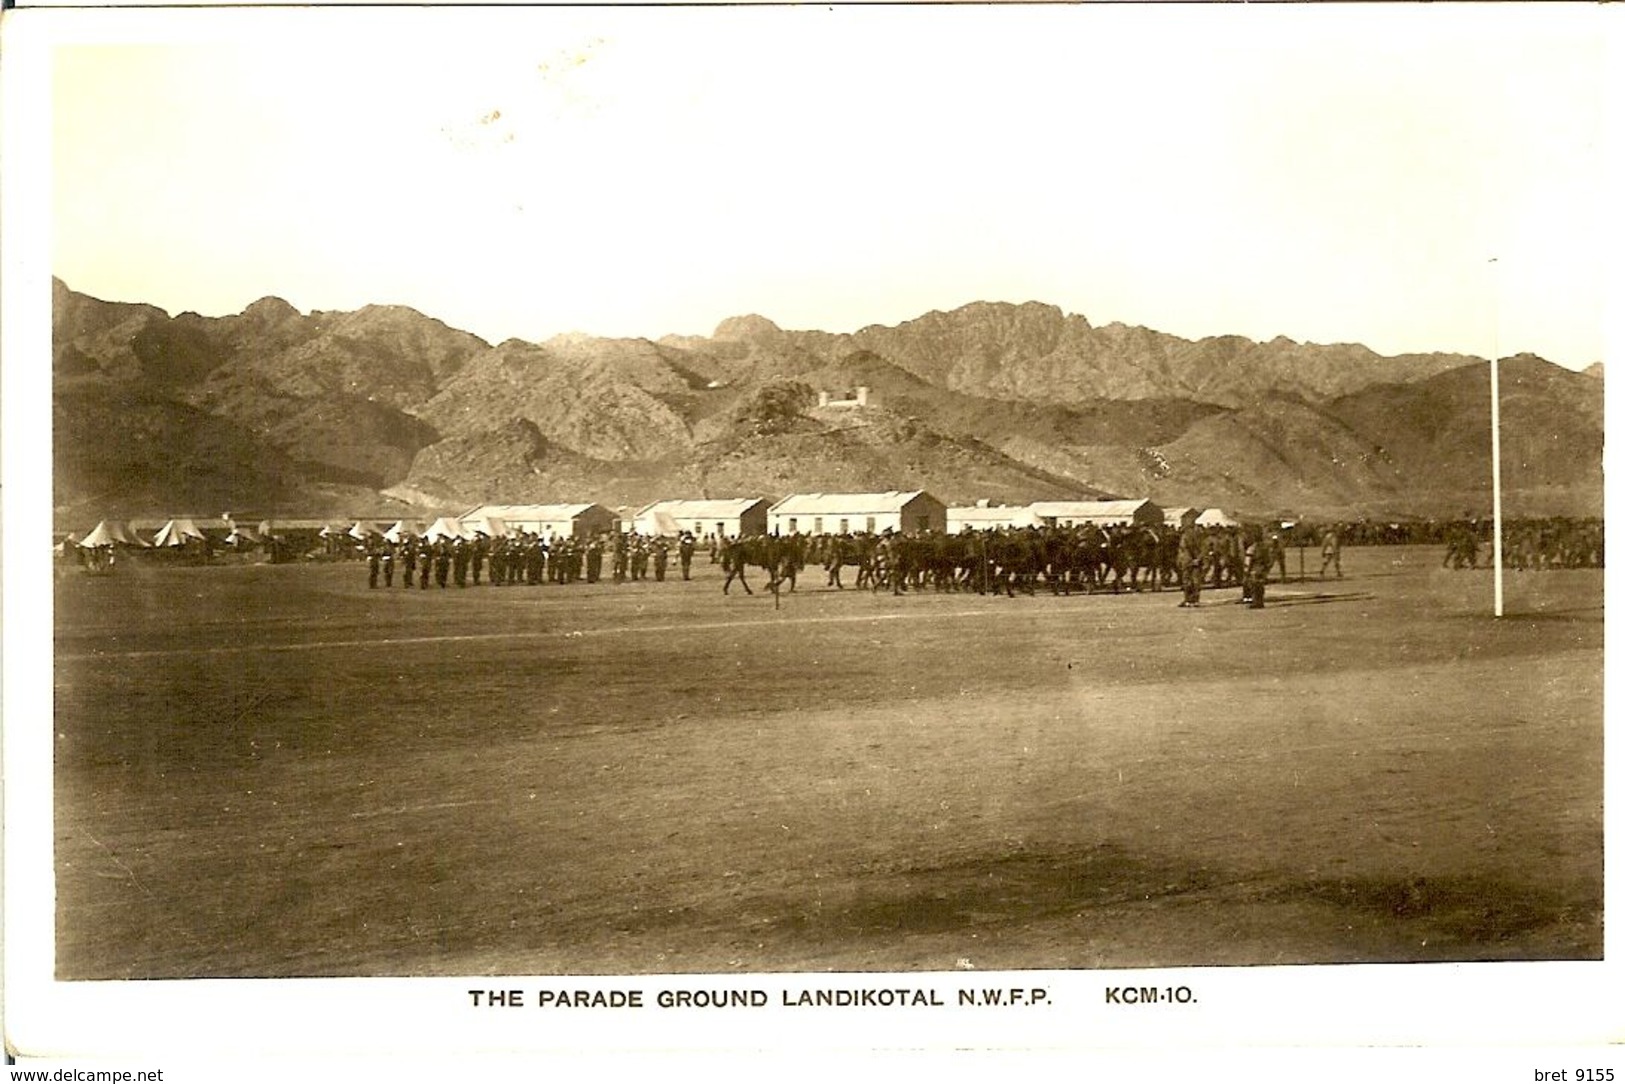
xmin=43 ymin=4 xmax=1615 ymax=368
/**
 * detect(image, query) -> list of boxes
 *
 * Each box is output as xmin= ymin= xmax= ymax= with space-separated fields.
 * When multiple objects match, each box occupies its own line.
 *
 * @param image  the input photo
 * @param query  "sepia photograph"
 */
xmin=3 ymin=1 xmax=1617 ymax=1073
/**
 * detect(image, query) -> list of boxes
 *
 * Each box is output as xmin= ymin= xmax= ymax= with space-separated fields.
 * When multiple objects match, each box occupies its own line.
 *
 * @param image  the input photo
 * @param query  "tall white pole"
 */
xmin=1489 ymin=257 xmax=1504 ymax=618
xmin=1490 ymin=352 xmax=1504 ymax=618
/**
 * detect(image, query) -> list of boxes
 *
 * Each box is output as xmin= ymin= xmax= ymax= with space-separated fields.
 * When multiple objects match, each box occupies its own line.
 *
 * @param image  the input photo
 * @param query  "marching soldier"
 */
xmin=418 ymin=538 xmax=432 ymax=588
xmin=721 ymin=535 xmax=753 ymax=595
xmin=366 ymin=537 xmax=382 ymax=589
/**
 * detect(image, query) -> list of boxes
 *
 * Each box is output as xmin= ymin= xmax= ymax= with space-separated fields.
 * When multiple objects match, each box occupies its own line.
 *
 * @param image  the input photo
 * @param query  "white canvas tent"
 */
xmin=422 ymin=517 xmax=476 ymax=542
xmin=460 ymin=515 xmax=510 ymax=539
xmin=79 ymin=520 xmax=148 ymax=548
xmin=1195 ymin=508 xmax=1242 ymax=528
xmin=347 ymin=521 xmax=381 ymax=541
xmin=383 ymin=520 xmax=420 ymax=543
xmin=225 ymin=525 xmax=262 ymax=546
xmin=152 ymin=518 xmax=206 ymax=547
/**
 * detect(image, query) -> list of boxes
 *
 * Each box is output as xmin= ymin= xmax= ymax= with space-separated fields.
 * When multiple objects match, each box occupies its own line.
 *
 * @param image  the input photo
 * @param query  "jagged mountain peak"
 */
xmin=49 ymin=280 xmax=1600 ymax=520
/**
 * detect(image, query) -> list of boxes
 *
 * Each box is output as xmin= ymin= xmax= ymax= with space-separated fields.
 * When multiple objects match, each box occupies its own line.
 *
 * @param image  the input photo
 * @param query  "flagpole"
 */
xmin=1490 ymin=352 xmax=1504 ymax=618
xmin=1489 ymin=257 xmax=1503 ymax=618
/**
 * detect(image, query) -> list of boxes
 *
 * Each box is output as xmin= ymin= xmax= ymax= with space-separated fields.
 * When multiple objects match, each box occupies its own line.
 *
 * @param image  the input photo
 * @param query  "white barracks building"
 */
xmin=767 ymin=491 xmax=947 ymax=536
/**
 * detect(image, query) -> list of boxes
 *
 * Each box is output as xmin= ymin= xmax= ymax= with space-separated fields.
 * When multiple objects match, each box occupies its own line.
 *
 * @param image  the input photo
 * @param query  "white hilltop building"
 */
xmin=816 ymin=386 xmax=872 ymax=409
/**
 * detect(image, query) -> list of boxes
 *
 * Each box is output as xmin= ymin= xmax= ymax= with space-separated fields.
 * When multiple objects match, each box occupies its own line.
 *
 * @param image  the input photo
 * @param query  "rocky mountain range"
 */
xmin=51 ymin=278 xmax=1603 ymax=525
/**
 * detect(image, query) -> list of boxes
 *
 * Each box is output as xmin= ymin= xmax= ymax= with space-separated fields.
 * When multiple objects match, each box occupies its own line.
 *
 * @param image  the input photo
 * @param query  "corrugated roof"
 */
xmin=462 ymin=503 xmax=606 ymax=521
xmin=1029 ymin=499 xmax=1155 ymax=518
xmin=947 ymin=505 xmax=1038 ymax=525
xmin=768 ymin=491 xmax=932 ymax=515
xmin=635 ymin=498 xmax=768 ymax=520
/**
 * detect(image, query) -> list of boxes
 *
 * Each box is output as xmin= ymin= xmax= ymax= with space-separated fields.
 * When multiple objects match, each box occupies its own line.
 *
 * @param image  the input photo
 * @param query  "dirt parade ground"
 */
xmin=50 ymin=544 xmax=1601 ymax=979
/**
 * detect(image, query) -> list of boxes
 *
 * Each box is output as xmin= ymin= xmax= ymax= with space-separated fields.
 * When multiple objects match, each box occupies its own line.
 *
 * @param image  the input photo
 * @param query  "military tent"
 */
xmin=152 ymin=518 xmax=207 ymax=547
xmin=79 ymin=520 xmax=148 ymax=548
xmin=347 ymin=521 xmax=382 ymax=541
xmin=422 ymin=517 xmax=476 ymax=542
xmin=1195 ymin=508 xmax=1241 ymax=528
xmin=382 ymin=520 xmax=420 ymax=543
xmin=460 ymin=515 xmax=510 ymax=539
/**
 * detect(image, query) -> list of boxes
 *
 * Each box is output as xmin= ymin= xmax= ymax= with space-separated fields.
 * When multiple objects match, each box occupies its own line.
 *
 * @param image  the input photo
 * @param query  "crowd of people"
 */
xmin=360 ymin=515 xmax=1603 ymax=608
xmin=359 ymin=521 xmax=1353 ymax=611
xmin=361 ymin=529 xmax=704 ymax=589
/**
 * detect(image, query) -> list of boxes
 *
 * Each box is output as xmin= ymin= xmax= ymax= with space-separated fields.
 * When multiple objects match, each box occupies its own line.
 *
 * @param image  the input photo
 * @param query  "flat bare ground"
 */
xmin=51 ymin=546 xmax=1602 ymax=978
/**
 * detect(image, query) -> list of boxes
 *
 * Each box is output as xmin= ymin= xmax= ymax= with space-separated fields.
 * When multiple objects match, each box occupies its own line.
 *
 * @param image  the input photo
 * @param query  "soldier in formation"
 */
xmin=678 ymin=532 xmax=697 ymax=580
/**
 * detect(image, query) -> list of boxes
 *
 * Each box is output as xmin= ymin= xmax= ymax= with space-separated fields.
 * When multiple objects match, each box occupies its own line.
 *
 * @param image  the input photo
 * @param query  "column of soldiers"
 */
xmin=364 ymin=529 xmax=686 ymax=589
xmin=362 ymin=516 xmax=1600 ymax=598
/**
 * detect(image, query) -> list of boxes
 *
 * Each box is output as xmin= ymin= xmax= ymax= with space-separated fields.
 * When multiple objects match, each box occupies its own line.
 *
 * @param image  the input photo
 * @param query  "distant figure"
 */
xmin=1242 ymin=532 xmax=1273 ymax=609
xmin=653 ymin=538 xmax=669 ymax=582
xmin=1320 ymin=526 xmax=1342 ymax=579
xmin=1176 ymin=527 xmax=1206 ymax=608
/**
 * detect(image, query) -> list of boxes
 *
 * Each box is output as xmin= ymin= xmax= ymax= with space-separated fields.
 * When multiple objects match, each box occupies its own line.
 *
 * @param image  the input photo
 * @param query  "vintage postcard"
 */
xmin=3 ymin=3 xmax=1617 ymax=1077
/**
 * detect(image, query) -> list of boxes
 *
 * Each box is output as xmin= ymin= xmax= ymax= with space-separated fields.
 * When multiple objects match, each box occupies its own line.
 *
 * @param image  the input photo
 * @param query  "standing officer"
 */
xmin=1320 ymin=525 xmax=1343 ymax=579
xmin=612 ymin=533 xmax=629 ymax=585
xmin=434 ymin=539 xmax=451 ymax=588
xmin=584 ymin=536 xmax=602 ymax=584
xmin=453 ymin=537 xmax=470 ymax=587
xmin=630 ymin=536 xmax=649 ymax=581
xmin=1176 ymin=526 xmax=1206 ymax=607
xmin=401 ymin=533 xmax=417 ymax=588
xmin=678 ymin=532 xmax=697 ymax=581
xmin=653 ymin=537 xmax=670 ymax=582
xmin=1242 ymin=530 xmax=1273 ymax=609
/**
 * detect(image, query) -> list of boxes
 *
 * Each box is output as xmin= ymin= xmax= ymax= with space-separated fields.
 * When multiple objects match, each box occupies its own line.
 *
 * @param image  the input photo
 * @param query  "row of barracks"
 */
xmin=443 ymin=494 xmax=1224 ymax=541
xmin=66 ymin=497 xmax=1246 ymax=558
